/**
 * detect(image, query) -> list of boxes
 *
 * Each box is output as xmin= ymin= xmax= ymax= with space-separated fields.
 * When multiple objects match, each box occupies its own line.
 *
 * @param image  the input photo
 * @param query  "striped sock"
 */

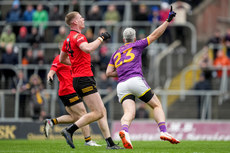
xmin=51 ymin=118 xmax=58 ymax=125
xmin=158 ymin=122 xmax=167 ymax=132
xmin=121 ymin=124 xmax=129 ymax=132
xmin=85 ymin=136 xmax=92 ymax=143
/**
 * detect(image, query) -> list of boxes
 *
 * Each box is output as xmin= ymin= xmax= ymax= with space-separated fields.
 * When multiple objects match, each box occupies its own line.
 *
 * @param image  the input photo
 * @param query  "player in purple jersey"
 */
xmin=106 ymin=6 xmax=180 ymax=149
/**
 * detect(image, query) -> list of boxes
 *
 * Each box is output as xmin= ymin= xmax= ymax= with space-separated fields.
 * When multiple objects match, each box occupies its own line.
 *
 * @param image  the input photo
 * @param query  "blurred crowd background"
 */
xmin=0 ymin=0 xmax=229 ymax=122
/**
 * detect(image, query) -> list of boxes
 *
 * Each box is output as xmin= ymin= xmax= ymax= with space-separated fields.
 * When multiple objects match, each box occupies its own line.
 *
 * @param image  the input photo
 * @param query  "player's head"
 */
xmin=65 ymin=11 xmax=85 ymax=29
xmin=123 ymin=28 xmax=136 ymax=43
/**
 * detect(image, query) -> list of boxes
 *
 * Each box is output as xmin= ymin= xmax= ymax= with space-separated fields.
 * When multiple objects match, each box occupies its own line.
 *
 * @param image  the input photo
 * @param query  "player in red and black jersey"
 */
xmin=59 ymin=11 xmax=122 ymax=149
xmin=43 ymin=54 xmax=100 ymax=146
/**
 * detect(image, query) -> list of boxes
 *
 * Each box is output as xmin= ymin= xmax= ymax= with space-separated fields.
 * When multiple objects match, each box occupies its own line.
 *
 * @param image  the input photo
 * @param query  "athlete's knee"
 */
xmin=88 ymin=109 xmax=103 ymax=120
xmin=73 ymin=116 xmax=80 ymax=121
xmin=69 ymin=113 xmax=79 ymax=122
xmin=101 ymin=106 xmax=107 ymax=116
xmin=78 ymin=108 xmax=87 ymax=116
xmin=94 ymin=108 xmax=105 ymax=120
xmin=98 ymin=110 xmax=104 ymax=119
xmin=71 ymin=110 xmax=86 ymax=121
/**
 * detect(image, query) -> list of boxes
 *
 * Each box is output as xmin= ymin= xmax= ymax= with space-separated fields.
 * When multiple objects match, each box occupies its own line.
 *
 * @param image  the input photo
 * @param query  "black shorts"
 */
xmin=73 ymin=76 xmax=98 ymax=98
xmin=59 ymin=92 xmax=82 ymax=107
xmin=139 ymin=90 xmax=154 ymax=103
xmin=121 ymin=90 xmax=154 ymax=104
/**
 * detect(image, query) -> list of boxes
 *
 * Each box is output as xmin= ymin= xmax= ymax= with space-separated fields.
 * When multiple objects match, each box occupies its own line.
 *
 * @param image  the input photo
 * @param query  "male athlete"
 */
xmin=59 ymin=11 xmax=122 ymax=149
xmin=44 ymin=54 xmax=100 ymax=146
xmin=106 ymin=6 xmax=180 ymax=149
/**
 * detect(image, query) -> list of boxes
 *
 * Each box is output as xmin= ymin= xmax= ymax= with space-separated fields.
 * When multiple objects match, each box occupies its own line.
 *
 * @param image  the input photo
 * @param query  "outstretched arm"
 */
xmin=79 ymin=32 xmax=111 ymax=54
xmin=148 ymin=6 xmax=176 ymax=44
xmin=148 ymin=21 xmax=169 ymax=44
xmin=79 ymin=39 xmax=102 ymax=54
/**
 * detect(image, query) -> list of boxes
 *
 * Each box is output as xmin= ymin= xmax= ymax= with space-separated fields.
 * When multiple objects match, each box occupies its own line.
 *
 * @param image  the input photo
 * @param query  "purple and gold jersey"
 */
xmin=109 ymin=37 xmax=150 ymax=82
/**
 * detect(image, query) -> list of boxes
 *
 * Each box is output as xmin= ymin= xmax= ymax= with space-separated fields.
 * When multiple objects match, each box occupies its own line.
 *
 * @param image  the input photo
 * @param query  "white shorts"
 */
xmin=117 ymin=77 xmax=153 ymax=103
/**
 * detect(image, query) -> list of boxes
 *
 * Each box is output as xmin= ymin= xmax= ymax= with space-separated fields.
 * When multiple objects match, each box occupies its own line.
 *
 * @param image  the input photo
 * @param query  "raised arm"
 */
xmin=148 ymin=6 xmax=176 ymax=44
xmin=79 ymin=32 xmax=111 ymax=53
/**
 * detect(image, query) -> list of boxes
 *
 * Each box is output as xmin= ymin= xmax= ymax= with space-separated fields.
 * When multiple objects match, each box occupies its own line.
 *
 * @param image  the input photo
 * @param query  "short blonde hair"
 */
xmin=65 ymin=11 xmax=79 ymax=26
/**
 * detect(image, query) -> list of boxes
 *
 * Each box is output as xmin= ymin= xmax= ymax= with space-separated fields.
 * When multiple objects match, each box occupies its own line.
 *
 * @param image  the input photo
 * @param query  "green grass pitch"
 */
xmin=0 ymin=139 xmax=229 ymax=153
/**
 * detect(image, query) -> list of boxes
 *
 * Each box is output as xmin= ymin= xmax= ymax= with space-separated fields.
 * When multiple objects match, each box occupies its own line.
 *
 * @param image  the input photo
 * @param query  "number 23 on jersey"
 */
xmin=114 ymin=48 xmax=135 ymax=68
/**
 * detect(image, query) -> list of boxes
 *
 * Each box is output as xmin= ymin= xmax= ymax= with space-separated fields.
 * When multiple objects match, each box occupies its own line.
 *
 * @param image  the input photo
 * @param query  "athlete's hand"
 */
xmin=47 ymin=76 xmax=53 ymax=85
xmin=100 ymin=32 xmax=111 ymax=41
xmin=166 ymin=6 xmax=176 ymax=22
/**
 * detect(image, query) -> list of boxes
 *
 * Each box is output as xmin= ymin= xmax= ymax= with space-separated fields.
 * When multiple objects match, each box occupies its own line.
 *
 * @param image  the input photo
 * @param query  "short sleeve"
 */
xmin=108 ymin=54 xmax=115 ymax=67
xmin=61 ymin=39 xmax=67 ymax=53
xmin=76 ymin=34 xmax=88 ymax=47
xmin=135 ymin=38 xmax=149 ymax=49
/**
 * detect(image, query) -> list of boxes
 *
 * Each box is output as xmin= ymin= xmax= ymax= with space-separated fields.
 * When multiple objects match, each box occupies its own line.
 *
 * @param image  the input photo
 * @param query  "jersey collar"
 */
xmin=124 ymin=42 xmax=131 ymax=45
xmin=70 ymin=30 xmax=80 ymax=33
